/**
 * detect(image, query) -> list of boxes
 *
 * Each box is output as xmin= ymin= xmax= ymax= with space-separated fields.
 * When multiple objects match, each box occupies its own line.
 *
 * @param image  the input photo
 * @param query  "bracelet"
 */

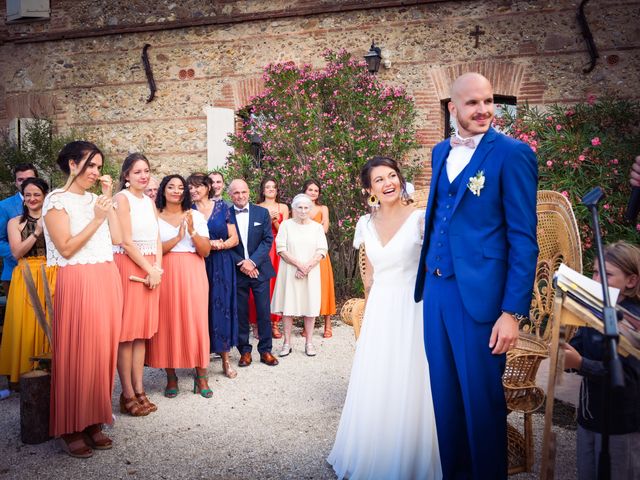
xmin=189 ymin=230 xmax=196 ymax=237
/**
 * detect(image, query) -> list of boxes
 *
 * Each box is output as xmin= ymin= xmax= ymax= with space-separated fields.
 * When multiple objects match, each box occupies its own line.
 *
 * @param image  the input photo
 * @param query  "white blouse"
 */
xmin=158 ymin=210 xmax=208 ymax=253
xmin=42 ymin=189 xmax=114 ymax=267
xmin=112 ymin=189 xmax=158 ymax=255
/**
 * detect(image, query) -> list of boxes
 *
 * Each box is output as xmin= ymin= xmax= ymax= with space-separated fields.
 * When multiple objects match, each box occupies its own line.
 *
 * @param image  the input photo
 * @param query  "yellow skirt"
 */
xmin=0 ymin=256 xmax=57 ymax=383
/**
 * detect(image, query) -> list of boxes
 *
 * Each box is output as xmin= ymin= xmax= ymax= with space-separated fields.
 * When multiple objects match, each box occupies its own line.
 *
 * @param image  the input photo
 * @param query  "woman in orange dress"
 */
xmin=43 ymin=141 xmax=123 ymax=458
xmin=113 ymin=153 xmax=162 ymax=416
xmin=302 ymin=179 xmax=336 ymax=338
xmin=248 ymin=177 xmax=290 ymax=340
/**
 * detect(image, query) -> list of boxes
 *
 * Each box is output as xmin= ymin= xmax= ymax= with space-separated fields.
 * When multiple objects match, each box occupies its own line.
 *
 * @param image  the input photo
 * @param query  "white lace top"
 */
xmin=158 ymin=210 xmax=209 ymax=253
xmin=112 ymin=189 xmax=158 ymax=255
xmin=42 ymin=189 xmax=115 ymax=267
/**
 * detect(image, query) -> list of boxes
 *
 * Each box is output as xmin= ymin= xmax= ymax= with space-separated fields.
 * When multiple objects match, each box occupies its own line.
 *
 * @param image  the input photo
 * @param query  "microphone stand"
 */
xmin=581 ymin=187 xmax=625 ymax=480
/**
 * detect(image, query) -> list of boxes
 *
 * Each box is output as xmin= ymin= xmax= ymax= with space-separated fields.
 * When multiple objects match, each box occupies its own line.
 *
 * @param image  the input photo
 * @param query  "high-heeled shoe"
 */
xmin=193 ymin=374 xmax=213 ymax=398
xmin=279 ymin=344 xmax=292 ymax=357
xmin=164 ymin=374 xmax=179 ymax=398
xmin=323 ymin=317 xmax=333 ymax=338
xmin=272 ymin=324 xmax=282 ymax=339
xmin=135 ymin=391 xmax=157 ymax=412
xmin=119 ymin=393 xmax=150 ymax=416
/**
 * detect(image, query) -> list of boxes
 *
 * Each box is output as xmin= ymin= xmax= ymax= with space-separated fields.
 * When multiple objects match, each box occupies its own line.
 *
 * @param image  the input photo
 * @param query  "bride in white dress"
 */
xmin=328 ymin=157 xmax=441 ymax=480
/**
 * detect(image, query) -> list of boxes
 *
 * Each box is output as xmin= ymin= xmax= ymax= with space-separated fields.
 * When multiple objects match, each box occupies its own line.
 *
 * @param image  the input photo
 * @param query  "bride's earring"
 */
xmin=125 ymin=181 xmax=130 ymax=188
xmin=367 ymin=194 xmax=380 ymax=210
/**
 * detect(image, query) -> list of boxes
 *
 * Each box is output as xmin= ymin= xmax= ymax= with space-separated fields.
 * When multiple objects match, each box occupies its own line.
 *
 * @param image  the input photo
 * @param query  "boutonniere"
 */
xmin=467 ymin=170 xmax=485 ymax=196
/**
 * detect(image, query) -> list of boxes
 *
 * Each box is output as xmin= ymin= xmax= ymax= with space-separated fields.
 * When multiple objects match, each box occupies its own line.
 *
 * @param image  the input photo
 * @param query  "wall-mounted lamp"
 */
xmin=364 ymin=41 xmax=382 ymax=74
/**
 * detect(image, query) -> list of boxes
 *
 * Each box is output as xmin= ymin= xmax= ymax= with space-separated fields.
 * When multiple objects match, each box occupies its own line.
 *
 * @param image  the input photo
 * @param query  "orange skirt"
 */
xmin=146 ymin=252 xmax=209 ymax=369
xmin=50 ymin=262 xmax=123 ymax=437
xmin=114 ymin=253 xmax=160 ymax=341
xmin=319 ymin=252 xmax=337 ymax=316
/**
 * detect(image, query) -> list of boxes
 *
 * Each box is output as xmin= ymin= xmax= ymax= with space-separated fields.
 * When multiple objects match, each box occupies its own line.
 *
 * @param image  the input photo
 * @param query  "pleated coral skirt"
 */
xmin=114 ymin=253 xmax=160 ymax=341
xmin=50 ymin=261 xmax=123 ymax=437
xmin=146 ymin=252 xmax=209 ymax=369
xmin=319 ymin=253 xmax=337 ymax=316
xmin=0 ymin=256 xmax=57 ymax=383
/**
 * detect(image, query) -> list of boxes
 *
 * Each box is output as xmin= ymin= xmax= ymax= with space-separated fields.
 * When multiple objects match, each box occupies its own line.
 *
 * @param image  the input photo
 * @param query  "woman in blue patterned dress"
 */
xmin=188 ymin=173 xmax=239 ymax=379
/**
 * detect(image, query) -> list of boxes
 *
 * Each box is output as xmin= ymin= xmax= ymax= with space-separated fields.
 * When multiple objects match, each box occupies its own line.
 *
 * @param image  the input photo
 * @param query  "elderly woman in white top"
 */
xmin=113 ymin=153 xmax=162 ymax=417
xmin=271 ymin=193 xmax=328 ymax=357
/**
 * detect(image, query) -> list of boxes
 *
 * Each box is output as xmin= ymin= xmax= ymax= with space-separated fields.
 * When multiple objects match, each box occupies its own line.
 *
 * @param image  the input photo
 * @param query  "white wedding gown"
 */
xmin=328 ymin=210 xmax=442 ymax=480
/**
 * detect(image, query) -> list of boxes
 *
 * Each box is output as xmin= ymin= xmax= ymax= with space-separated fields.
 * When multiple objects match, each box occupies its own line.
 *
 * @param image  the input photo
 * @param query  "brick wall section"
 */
xmin=0 ymin=0 xmax=638 ymax=181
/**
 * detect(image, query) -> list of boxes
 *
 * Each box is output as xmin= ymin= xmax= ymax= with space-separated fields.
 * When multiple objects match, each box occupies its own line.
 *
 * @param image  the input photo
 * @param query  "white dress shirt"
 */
xmin=446 ymin=132 xmax=485 ymax=182
xmin=234 ymin=204 xmax=250 ymax=260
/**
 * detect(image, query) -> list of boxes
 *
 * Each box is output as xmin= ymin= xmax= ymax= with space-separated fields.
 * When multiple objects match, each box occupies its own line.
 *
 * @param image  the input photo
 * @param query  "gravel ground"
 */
xmin=0 ymin=323 xmax=578 ymax=479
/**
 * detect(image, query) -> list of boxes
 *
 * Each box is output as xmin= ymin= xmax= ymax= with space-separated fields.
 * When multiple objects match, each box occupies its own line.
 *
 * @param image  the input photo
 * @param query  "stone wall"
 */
xmin=1 ymin=0 xmax=638 ymax=182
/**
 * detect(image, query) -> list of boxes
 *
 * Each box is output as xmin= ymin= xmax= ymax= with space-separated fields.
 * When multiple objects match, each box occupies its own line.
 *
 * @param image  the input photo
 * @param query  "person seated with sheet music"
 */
xmin=562 ymin=241 xmax=640 ymax=480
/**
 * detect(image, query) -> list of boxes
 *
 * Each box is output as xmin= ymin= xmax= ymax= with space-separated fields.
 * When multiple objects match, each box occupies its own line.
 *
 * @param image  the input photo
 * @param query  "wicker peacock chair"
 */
xmin=504 ymin=190 xmax=582 ymax=474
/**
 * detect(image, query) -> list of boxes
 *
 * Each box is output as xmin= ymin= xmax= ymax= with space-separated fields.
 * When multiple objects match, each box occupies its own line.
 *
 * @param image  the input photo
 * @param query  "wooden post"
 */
xmin=19 ymin=370 xmax=51 ymax=444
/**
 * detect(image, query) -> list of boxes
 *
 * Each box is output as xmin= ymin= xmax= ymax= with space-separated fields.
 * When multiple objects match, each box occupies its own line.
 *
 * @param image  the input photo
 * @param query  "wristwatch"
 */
xmin=502 ymin=310 xmax=528 ymax=322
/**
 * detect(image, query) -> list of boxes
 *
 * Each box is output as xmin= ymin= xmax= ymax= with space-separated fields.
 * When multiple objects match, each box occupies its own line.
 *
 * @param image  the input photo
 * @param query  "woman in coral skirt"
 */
xmin=0 ymin=178 xmax=56 ymax=385
xmin=113 ymin=153 xmax=162 ymax=417
xmin=146 ymin=175 xmax=212 ymax=398
xmin=303 ymin=179 xmax=336 ymax=338
xmin=43 ymin=141 xmax=123 ymax=458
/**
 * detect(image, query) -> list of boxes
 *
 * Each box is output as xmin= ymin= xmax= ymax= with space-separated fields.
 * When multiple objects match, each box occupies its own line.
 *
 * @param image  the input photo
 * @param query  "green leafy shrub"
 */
xmin=499 ymin=96 xmax=640 ymax=271
xmin=225 ymin=50 xmax=420 ymax=298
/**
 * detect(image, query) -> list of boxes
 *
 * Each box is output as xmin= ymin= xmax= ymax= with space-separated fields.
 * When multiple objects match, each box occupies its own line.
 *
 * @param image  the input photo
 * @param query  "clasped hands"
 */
xmin=295 ymin=260 xmax=316 ymax=279
xmin=238 ymin=259 xmax=259 ymax=279
xmin=144 ymin=264 xmax=163 ymax=289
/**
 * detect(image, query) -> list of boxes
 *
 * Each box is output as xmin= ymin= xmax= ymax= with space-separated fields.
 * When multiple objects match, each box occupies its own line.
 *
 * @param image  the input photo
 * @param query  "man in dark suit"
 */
xmin=228 ymin=179 xmax=279 ymax=367
xmin=415 ymin=73 xmax=538 ymax=479
xmin=0 ymin=163 xmax=38 ymax=293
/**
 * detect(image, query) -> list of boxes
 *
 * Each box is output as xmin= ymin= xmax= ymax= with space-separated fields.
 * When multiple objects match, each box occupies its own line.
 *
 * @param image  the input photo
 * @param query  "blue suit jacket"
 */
xmin=414 ymin=127 xmax=539 ymax=323
xmin=0 ymin=192 xmax=23 ymax=281
xmin=229 ymin=204 xmax=276 ymax=281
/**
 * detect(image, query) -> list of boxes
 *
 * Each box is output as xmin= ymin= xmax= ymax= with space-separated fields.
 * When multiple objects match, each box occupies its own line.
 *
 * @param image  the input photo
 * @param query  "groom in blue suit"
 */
xmin=415 ymin=73 xmax=538 ymax=479
xmin=0 ymin=163 xmax=38 ymax=293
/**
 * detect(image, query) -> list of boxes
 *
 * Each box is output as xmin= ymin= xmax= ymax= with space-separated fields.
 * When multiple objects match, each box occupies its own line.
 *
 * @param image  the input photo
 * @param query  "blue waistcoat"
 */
xmin=425 ymin=168 xmax=465 ymax=278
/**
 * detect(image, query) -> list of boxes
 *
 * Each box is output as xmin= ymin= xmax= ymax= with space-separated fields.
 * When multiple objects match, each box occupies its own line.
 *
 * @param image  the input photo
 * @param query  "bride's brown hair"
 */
xmin=359 ymin=156 xmax=411 ymax=204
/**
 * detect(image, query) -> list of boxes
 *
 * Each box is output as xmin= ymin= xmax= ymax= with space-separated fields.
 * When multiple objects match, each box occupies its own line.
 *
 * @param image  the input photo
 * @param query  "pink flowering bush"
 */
xmin=497 ymin=97 xmax=640 ymax=271
xmin=225 ymin=50 xmax=419 ymax=297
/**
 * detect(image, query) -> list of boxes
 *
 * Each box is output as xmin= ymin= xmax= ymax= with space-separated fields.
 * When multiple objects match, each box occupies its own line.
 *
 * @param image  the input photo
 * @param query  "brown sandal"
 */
xmin=323 ymin=317 xmax=333 ymax=338
xmin=119 ymin=393 xmax=149 ymax=417
xmin=82 ymin=424 xmax=113 ymax=450
xmin=135 ymin=391 xmax=157 ymax=413
xmin=60 ymin=432 xmax=93 ymax=458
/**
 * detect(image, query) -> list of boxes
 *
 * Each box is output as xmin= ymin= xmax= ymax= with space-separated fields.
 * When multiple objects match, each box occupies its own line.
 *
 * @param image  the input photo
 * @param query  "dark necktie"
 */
xmin=235 ymin=208 xmax=248 ymax=214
